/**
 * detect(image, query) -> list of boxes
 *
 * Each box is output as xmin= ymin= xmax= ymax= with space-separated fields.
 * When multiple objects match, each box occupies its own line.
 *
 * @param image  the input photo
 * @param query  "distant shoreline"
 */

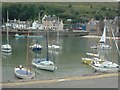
xmin=1 ymin=29 xmax=89 ymax=36
xmin=81 ymin=35 xmax=120 ymax=40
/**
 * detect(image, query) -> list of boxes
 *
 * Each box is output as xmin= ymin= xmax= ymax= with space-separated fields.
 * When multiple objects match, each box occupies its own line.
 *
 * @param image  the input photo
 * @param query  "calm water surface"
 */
xmin=1 ymin=34 xmax=119 ymax=82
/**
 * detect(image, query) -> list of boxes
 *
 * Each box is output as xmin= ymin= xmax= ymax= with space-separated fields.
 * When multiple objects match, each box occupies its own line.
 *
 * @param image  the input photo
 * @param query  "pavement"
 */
xmin=1 ymin=73 xmax=119 ymax=88
xmin=81 ymin=35 xmax=119 ymax=40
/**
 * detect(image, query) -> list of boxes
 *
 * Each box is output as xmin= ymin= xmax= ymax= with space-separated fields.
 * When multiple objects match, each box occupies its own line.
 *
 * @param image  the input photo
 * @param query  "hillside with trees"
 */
xmin=2 ymin=2 xmax=118 ymax=23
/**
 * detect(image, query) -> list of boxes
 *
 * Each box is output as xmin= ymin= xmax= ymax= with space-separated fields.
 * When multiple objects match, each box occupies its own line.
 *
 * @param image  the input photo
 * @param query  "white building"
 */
xmin=5 ymin=19 xmax=31 ymax=29
xmin=32 ymin=21 xmax=44 ymax=30
xmin=32 ymin=21 xmax=38 ymax=29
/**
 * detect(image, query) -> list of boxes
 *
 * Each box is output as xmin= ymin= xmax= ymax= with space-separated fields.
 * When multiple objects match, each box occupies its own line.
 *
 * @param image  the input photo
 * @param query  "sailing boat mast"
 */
xmin=1 ymin=10 xmax=12 ymax=53
xmin=100 ymin=17 xmax=108 ymax=44
xmin=110 ymin=26 xmax=120 ymax=56
xmin=108 ymin=22 xmax=113 ymax=47
xmin=38 ymin=12 xmax=40 ymax=23
xmin=26 ymin=31 xmax=29 ymax=68
xmin=36 ymin=12 xmax=40 ymax=43
xmin=46 ymin=20 xmax=49 ymax=61
xmin=6 ymin=10 xmax=9 ymax=44
xmin=57 ymin=17 xmax=59 ymax=43
xmin=97 ymin=21 xmax=100 ymax=44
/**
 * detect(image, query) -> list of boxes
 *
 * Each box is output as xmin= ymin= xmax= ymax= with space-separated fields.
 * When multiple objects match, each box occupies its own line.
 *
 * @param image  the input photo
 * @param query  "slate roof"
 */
xmin=43 ymin=15 xmax=57 ymax=21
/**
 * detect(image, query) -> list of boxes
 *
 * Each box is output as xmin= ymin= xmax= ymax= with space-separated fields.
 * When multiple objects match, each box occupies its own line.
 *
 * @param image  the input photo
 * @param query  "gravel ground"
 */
xmin=2 ymin=75 xmax=118 ymax=88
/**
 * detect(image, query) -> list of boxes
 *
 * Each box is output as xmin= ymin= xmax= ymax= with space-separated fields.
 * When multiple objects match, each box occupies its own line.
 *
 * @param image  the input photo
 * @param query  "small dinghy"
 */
xmin=30 ymin=43 xmax=42 ymax=51
xmin=82 ymin=57 xmax=103 ymax=65
xmin=15 ymin=34 xmax=26 ymax=38
xmin=15 ymin=65 xmax=35 ymax=79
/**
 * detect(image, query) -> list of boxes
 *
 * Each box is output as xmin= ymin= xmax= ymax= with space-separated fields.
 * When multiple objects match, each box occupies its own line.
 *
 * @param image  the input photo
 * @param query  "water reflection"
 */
xmin=1 ymin=52 xmax=12 ymax=59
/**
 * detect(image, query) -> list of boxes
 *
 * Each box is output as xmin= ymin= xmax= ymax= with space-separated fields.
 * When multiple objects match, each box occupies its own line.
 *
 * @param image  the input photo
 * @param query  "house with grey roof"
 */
xmin=42 ymin=15 xmax=63 ymax=31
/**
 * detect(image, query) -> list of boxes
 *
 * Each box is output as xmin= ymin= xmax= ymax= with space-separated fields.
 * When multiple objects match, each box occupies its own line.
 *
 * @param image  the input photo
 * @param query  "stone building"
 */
xmin=42 ymin=15 xmax=63 ymax=30
xmin=86 ymin=18 xmax=100 ymax=32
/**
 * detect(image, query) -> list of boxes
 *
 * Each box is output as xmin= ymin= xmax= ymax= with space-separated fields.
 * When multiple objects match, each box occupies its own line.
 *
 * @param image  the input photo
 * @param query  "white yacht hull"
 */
xmin=91 ymin=61 xmax=119 ymax=73
xmin=91 ymin=44 xmax=111 ymax=50
xmin=48 ymin=45 xmax=62 ymax=51
xmin=99 ymin=44 xmax=111 ymax=49
xmin=91 ymin=65 xmax=119 ymax=73
xmin=32 ymin=60 xmax=56 ymax=71
xmin=1 ymin=44 xmax=12 ymax=53
xmin=86 ymin=53 xmax=99 ymax=57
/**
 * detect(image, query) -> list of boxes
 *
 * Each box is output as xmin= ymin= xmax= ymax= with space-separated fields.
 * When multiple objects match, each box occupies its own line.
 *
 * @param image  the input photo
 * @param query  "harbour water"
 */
xmin=1 ymin=34 xmax=119 ymax=82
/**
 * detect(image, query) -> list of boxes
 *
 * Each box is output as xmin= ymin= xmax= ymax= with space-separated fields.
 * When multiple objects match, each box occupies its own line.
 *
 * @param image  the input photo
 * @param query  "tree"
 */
xmin=94 ymin=14 xmax=103 ymax=20
xmin=101 ymin=6 xmax=106 ymax=11
xmin=39 ymin=5 xmax=45 ymax=10
xmin=90 ymin=5 xmax=92 ymax=9
xmin=68 ymin=4 xmax=73 ymax=13
xmin=68 ymin=4 xmax=72 ymax=8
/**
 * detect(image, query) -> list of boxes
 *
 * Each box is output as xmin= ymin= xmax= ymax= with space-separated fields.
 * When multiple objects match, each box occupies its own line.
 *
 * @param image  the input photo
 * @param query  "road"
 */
xmin=1 ymin=73 xmax=119 ymax=88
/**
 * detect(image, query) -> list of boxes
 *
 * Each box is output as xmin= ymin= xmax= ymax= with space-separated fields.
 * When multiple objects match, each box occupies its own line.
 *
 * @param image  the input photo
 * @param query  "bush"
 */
xmin=101 ymin=6 xmax=106 ymax=11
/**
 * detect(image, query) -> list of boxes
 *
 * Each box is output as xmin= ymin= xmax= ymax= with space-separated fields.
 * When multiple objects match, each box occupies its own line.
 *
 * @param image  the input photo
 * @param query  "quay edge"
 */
xmin=1 ymin=29 xmax=89 ymax=37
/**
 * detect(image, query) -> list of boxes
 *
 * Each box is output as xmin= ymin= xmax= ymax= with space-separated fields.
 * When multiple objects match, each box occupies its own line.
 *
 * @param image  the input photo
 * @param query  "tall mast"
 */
xmin=97 ymin=22 xmax=100 ymax=44
xmin=38 ymin=12 xmax=40 ymax=22
xmin=46 ymin=20 xmax=49 ymax=61
xmin=36 ymin=12 xmax=41 ymax=42
xmin=26 ymin=31 xmax=29 ymax=70
xmin=111 ymin=26 xmax=120 ymax=57
xmin=6 ymin=10 xmax=9 ymax=44
xmin=57 ymin=17 xmax=59 ymax=43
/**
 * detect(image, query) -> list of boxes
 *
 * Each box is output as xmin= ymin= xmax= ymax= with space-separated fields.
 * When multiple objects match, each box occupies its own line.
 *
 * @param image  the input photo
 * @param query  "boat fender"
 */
xmin=104 ymin=66 xmax=107 ymax=68
xmin=55 ymin=66 xmax=57 ymax=69
xmin=25 ymin=36 xmax=27 ymax=38
xmin=94 ymin=69 xmax=97 ymax=72
xmin=31 ymin=76 xmax=34 ymax=79
xmin=19 ymin=65 xmax=23 ymax=69
xmin=117 ymin=66 xmax=119 ymax=68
